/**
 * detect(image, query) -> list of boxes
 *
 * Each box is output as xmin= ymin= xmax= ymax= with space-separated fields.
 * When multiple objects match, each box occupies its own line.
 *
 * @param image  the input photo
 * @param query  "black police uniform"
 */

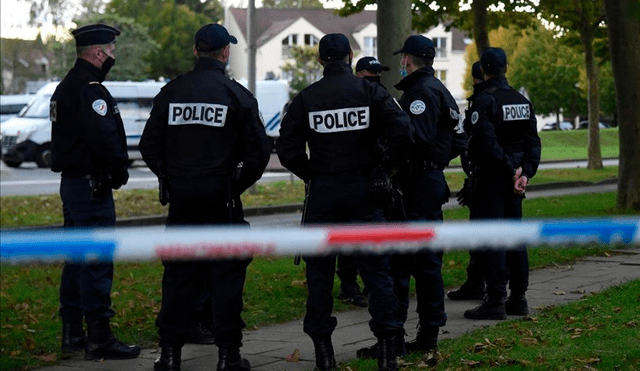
xmin=276 ymin=60 xmax=413 ymax=365
xmin=140 ymin=57 xmax=270 ymax=350
xmin=463 ymin=75 xmax=541 ymax=316
xmin=50 ymin=37 xmax=137 ymax=359
xmin=392 ymin=65 xmax=466 ymax=346
xmin=448 ymin=79 xmax=489 ymax=301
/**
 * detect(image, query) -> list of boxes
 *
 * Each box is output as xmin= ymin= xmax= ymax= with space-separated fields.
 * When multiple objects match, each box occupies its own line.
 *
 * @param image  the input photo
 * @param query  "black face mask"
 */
xmin=101 ymin=56 xmax=116 ymax=77
xmin=364 ymin=75 xmax=381 ymax=84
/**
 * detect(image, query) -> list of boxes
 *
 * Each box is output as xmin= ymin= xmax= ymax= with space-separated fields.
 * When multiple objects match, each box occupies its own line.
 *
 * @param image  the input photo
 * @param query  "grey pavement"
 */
xmin=37 ymin=247 xmax=640 ymax=371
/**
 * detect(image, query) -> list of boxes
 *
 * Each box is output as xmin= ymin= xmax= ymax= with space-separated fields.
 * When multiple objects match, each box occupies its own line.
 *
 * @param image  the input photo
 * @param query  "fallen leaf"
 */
xmin=520 ymin=337 xmax=538 ymax=346
xmin=291 ymin=280 xmax=306 ymax=288
xmin=624 ymin=321 xmax=637 ymax=328
xmin=575 ymin=357 xmax=601 ymax=364
xmin=460 ymin=359 xmax=480 ymax=366
xmin=448 ymin=260 xmax=455 ymax=266
xmin=34 ymin=353 xmax=57 ymax=362
xmin=285 ymin=348 xmax=300 ymax=362
xmin=570 ymin=289 xmax=586 ymax=294
xmin=554 ymin=291 xmax=566 ymax=295
xmin=604 ymin=251 xmax=611 ymax=257
xmin=613 ymin=306 xmax=623 ymax=313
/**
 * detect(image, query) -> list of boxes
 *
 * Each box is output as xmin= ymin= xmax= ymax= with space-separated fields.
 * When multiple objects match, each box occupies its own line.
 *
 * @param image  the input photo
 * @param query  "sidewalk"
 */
xmin=38 ymin=248 xmax=640 ymax=371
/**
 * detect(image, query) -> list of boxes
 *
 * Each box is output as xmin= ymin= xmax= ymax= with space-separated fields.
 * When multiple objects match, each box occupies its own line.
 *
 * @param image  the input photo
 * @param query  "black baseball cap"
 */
xmin=481 ymin=47 xmax=507 ymax=73
xmin=355 ymin=57 xmax=390 ymax=74
xmin=472 ymin=61 xmax=484 ymax=80
xmin=72 ymin=24 xmax=120 ymax=47
xmin=319 ymin=33 xmax=351 ymax=61
xmin=195 ymin=24 xmax=237 ymax=52
xmin=393 ymin=35 xmax=435 ymax=57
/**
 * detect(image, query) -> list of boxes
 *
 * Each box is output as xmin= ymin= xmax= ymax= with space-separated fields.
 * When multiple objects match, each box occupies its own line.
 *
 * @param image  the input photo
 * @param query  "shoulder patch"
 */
xmin=410 ymin=100 xmax=426 ymax=115
xmin=471 ymin=111 xmax=479 ymax=125
xmin=92 ymin=99 xmax=108 ymax=116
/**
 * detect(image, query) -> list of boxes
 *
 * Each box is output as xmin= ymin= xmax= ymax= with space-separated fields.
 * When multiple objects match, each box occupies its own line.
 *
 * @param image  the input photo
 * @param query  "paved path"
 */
xmin=37 ymin=248 xmax=640 ymax=371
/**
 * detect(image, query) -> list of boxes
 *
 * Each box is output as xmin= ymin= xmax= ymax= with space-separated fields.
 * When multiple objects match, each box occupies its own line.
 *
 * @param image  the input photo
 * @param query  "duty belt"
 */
xmin=413 ymin=159 xmax=445 ymax=171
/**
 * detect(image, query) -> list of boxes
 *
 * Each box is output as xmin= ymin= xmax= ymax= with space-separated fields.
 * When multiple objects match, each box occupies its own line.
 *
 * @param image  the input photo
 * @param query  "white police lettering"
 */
xmin=410 ymin=100 xmax=426 ymax=115
xmin=169 ymin=103 xmax=228 ymax=127
xmin=308 ymin=107 xmax=370 ymax=133
xmin=92 ymin=99 xmax=107 ymax=116
xmin=502 ymin=104 xmax=530 ymax=121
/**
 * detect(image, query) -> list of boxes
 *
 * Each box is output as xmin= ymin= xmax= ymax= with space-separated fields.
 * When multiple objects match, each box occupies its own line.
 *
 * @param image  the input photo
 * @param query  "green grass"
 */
xmin=351 ymin=280 xmax=640 ymax=370
xmin=2 ymin=191 xmax=638 ymax=370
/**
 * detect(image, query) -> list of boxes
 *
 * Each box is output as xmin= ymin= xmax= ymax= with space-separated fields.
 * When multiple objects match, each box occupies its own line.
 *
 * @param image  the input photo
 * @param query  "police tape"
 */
xmin=1 ymin=218 xmax=639 ymax=264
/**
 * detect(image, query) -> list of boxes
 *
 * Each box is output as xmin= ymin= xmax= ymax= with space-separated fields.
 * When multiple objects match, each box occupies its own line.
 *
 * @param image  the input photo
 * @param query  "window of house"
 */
xmin=304 ymin=34 xmax=320 ymax=46
xmin=434 ymin=37 xmax=447 ymax=58
xmin=364 ymin=36 xmax=377 ymax=57
xmin=282 ymin=34 xmax=298 ymax=58
xmin=435 ymin=69 xmax=447 ymax=84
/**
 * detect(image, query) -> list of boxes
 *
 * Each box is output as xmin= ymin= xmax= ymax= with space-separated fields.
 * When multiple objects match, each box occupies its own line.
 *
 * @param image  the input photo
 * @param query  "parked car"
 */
xmin=578 ymin=121 xmax=609 ymax=129
xmin=541 ymin=121 xmax=573 ymax=131
xmin=0 ymin=94 xmax=33 ymax=123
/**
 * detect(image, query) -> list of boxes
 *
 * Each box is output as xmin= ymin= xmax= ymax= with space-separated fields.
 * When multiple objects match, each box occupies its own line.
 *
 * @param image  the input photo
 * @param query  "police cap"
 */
xmin=393 ymin=35 xmax=435 ymax=58
xmin=195 ymin=24 xmax=238 ymax=52
xmin=319 ymin=33 xmax=351 ymax=61
xmin=72 ymin=24 xmax=120 ymax=47
xmin=355 ymin=57 xmax=390 ymax=74
xmin=472 ymin=61 xmax=484 ymax=81
xmin=481 ymin=47 xmax=507 ymax=73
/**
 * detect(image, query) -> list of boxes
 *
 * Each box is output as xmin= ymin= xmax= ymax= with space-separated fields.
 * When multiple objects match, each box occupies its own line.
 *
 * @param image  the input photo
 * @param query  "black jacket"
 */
xmin=464 ymin=76 xmax=541 ymax=179
xmin=50 ymin=59 xmax=129 ymax=186
xmin=139 ymin=58 xmax=270 ymax=194
xmin=276 ymin=62 xmax=413 ymax=181
xmin=394 ymin=66 xmax=466 ymax=166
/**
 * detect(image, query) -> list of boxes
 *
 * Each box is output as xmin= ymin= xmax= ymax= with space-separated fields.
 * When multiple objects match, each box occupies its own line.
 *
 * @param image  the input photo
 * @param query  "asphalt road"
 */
xmin=0 ymin=157 xmax=619 ymax=197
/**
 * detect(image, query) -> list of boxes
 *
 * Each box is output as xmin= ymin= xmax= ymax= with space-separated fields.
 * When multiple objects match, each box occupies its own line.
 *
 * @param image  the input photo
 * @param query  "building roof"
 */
xmin=229 ymin=8 xmax=376 ymax=49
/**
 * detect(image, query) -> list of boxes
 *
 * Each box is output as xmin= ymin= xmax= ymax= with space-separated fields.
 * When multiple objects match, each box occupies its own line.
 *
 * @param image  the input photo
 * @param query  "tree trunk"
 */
xmin=604 ymin=0 xmax=640 ymax=210
xmin=473 ymin=0 xmax=490 ymax=57
xmin=580 ymin=26 xmax=603 ymax=169
xmin=377 ymin=0 xmax=412 ymax=98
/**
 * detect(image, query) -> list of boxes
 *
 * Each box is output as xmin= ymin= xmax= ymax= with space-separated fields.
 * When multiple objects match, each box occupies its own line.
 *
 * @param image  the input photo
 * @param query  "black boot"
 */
xmin=405 ymin=325 xmax=438 ymax=353
xmin=356 ymin=331 xmax=406 ymax=359
xmin=61 ymin=322 xmax=86 ymax=355
xmin=154 ymin=346 xmax=181 ymax=371
xmin=447 ymin=283 xmax=485 ymax=301
xmin=185 ymin=321 xmax=215 ymax=344
xmin=338 ymin=281 xmax=368 ymax=308
xmin=377 ymin=336 xmax=398 ymax=371
xmin=312 ymin=336 xmax=337 ymax=371
xmin=217 ymin=347 xmax=250 ymax=371
xmin=463 ymin=301 xmax=507 ymax=320
xmin=505 ymin=294 xmax=529 ymax=316
xmin=85 ymin=319 xmax=141 ymax=360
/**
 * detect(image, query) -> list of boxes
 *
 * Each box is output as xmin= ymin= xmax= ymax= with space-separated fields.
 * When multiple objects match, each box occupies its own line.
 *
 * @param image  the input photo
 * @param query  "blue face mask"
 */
xmin=399 ymin=68 xmax=408 ymax=78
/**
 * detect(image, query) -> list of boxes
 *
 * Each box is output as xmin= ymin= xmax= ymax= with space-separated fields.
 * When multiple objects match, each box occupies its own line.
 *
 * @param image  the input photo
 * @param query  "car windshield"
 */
xmin=20 ymin=94 xmax=51 ymax=118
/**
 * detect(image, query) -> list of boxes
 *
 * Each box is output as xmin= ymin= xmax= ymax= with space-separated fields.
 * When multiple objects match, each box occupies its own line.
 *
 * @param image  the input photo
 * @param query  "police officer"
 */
xmin=355 ymin=56 xmax=390 ymax=85
xmin=140 ymin=23 xmax=270 ymax=371
xmin=462 ymin=48 xmax=541 ymax=320
xmin=390 ymin=35 xmax=466 ymax=353
xmin=335 ymin=56 xmax=392 ymax=309
xmin=50 ymin=23 xmax=140 ymax=360
xmin=276 ymin=33 xmax=413 ymax=371
xmin=448 ymin=61 xmax=488 ymax=301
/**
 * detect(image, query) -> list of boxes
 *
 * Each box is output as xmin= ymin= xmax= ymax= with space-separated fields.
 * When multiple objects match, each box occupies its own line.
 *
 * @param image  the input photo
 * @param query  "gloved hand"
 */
xmin=110 ymin=169 xmax=129 ymax=189
xmin=457 ymin=178 xmax=470 ymax=207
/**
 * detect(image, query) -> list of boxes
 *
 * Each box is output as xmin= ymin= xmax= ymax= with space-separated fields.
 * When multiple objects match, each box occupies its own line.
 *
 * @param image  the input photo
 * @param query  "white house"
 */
xmin=225 ymin=7 xmax=470 ymax=104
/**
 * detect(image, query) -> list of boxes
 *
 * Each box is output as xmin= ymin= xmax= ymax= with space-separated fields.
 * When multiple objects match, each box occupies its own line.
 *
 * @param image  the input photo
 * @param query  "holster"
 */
xmin=159 ymin=175 xmax=170 ymax=206
xmin=90 ymin=174 xmax=110 ymax=201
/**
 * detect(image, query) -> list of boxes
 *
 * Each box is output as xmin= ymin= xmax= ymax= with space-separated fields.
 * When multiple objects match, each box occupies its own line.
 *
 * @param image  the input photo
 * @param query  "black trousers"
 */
xmin=302 ymin=174 xmax=402 ymax=339
xmin=393 ymin=167 xmax=449 ymax=329
xmin=470 ymin=175 xmax=529 ymax=302
xmin=156 ymin=177 xmax=251 ymax=348
xmin=59 ymin=177 xmax=115 ymax=324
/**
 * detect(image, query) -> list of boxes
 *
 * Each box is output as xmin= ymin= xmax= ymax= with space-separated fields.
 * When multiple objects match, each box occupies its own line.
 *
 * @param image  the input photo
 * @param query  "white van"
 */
xmin=0 ymin=94 xmax=34 ymax=123
xmin=0 ymin=80 xmax=165 ymax=168
xmin=238 ymin=79 xmax=289 ymax=150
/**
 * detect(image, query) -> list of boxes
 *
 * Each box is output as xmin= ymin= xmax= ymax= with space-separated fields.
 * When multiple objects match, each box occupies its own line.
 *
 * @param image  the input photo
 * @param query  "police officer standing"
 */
xmin=390 ymin=35 xmax=465 ymax=353
xmin=462 ymin=48 xmax=541 ymax=320
xmin=355 ymin=56 xmax=390 ymax=85
xmin=448 ymin=61 xmax=488 ymax=301
xmin=140 ymin=24 xmax=270 ymax=371
xmin=276 ymin=33 xmax=413 ymax=371
xmin=50 ymin=23 xmax=140 ymax=360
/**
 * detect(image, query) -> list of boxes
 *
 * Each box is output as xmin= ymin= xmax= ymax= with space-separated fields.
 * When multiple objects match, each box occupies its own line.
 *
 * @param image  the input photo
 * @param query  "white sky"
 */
xmin=1 ymin=0 xmax=373 ymax=41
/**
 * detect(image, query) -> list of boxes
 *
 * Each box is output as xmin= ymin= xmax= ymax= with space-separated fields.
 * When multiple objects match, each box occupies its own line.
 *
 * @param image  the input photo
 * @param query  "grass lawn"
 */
xmin=2 ymin=190 xmax=638 ymax=370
